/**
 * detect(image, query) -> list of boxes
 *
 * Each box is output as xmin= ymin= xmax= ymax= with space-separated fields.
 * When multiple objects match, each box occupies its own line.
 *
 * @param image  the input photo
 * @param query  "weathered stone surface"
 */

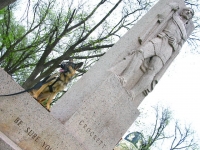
xmin=0 ymin=131 xmax=22 ymax=150
xmin=64 ymin=74 xmax=139 ymax=150
xmin=51 ymin=0 xmax=192 ymax=121
xmin=0 ymin=68 xmax=84 ymax=150
xmin=51 ymin=0 xmax=194 ymax=149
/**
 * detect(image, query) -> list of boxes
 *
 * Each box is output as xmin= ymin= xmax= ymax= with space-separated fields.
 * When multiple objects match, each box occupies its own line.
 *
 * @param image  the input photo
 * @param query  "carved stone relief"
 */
xmin=110 ymin=4 xmax=194 ymax=99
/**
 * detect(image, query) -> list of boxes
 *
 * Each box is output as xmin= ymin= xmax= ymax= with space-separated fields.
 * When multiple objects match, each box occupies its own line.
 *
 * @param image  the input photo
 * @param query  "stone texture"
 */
xmin=51 ymin=0 xmax=190 ymax=121
xmin=51 ymin=0 xmax=194 ymax=149
xmin=64 ymin=74 xmax=139 ymax=150
xmin=0 ymin=131 xmax=22 ymax=150
xmin=0 ymin=68 xmax=85 ymax=150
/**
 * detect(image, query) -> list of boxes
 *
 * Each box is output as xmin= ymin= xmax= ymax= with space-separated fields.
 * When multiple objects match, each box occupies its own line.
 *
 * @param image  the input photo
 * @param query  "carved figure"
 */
xmin=111 ymin=5 xmax=194 ymax=99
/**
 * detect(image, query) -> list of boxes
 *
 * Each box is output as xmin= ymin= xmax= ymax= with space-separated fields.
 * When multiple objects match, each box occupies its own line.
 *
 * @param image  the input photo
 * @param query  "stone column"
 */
xmin=51 ymin=0 xmax=194 ymax=149
xmin=0 ymin=68 xmax=85 ymax=150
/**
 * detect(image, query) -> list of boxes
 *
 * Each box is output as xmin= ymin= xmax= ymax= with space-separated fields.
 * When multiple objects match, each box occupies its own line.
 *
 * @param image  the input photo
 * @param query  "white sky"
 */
xmin=142 ymin=44 xmax=200 ymax=130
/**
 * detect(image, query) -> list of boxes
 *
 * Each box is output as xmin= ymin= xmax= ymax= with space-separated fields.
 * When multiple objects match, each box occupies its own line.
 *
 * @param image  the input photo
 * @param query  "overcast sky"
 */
xmin=126 ymin=43 xmax=200 ymax=148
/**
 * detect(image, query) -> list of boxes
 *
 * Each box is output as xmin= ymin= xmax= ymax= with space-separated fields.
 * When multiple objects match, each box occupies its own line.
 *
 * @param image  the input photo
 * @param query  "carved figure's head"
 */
xmin=181 ymin=7 xmax=194 ymax=21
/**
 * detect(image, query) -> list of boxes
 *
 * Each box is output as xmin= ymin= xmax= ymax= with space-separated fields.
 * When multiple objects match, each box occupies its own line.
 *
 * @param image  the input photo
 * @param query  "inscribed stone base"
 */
xmin=0 ymin=68 xmax=85 ymax=150
xmin=64 ymin=74 xmax=139 ymax=150
xmin=0 ymin=68 xmax=139 ymax=150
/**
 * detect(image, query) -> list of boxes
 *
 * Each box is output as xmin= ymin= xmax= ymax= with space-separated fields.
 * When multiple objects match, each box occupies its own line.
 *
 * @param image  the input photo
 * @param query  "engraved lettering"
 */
xmin=99 ymin=140 xmax=103 ymax=145
xmin=42 ymin=141 xmax=46 ymax=147
xmin=83 ymin=124 xmax=87 ymax=129
xmin=90 ymin=132 xmax=94 ymax=136
xmin=93 ymin=135 xmax=97 ymax=140
xmin=28 ymin=130 xmax=34 ymax=136
xmin=35 ymin=136 xmax=40 ymax=142
xmin=25 ymin=127 xmax=30 ymax=133
xmin=86 ymin=128 xmax=91 ymax=133
xmin=45 ymin=145 xmax=51 ymax=150
xmin=79 ymin=120 xmax=84 ymax=125
xmin=42 ymin=142 xmax=52 ymax=150
xmin=14 ymin=117 xmax=20 ymax=123
xmin=14 ymin=117 xmax=23 ymax=127
xmin=25 ymin=127 xmax=40 ymax=142
xmin=32 ymin=133 xmax=37 ymax=139
xmin=78 ymin=120 xmax=106 ymax=148
xmin=14 ymin=117 xmax=54 ymax=150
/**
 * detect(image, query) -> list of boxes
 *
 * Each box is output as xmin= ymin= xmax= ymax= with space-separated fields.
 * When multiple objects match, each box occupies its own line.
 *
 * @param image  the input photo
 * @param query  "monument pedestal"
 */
xmin=0 ymin=68 xmax=139 ymax=150
xmin=64 ymin=74 xmax=139 ymax=150
xmin=0 ymin=68 xmax=85 ymax=150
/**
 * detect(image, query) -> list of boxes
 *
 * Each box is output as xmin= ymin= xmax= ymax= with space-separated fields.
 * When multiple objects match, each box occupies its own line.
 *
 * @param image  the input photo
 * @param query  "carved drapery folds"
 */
xmin=110 ymin=3 xmax=194 ymax=99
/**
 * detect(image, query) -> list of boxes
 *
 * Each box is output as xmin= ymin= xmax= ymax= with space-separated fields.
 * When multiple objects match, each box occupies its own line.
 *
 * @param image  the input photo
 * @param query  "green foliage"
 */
xmin=0 ymin=7 xmax=37 ymax=85
xmin=0 ymin=0 xmax=152 ymax=89
xmin=0 ymin=0 xmax=199 ymax=102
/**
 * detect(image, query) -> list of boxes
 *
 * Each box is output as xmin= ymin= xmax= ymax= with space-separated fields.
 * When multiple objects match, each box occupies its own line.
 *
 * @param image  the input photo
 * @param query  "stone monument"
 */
xmin=0 ymin=0 xmax=194 ymax=149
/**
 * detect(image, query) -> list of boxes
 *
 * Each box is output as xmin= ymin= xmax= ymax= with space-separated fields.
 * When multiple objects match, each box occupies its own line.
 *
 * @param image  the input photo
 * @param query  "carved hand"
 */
xmin=169 ymin=36 xmax=175 ymax=44
xmin=168 ymin=36 xmax=178 ymax=50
